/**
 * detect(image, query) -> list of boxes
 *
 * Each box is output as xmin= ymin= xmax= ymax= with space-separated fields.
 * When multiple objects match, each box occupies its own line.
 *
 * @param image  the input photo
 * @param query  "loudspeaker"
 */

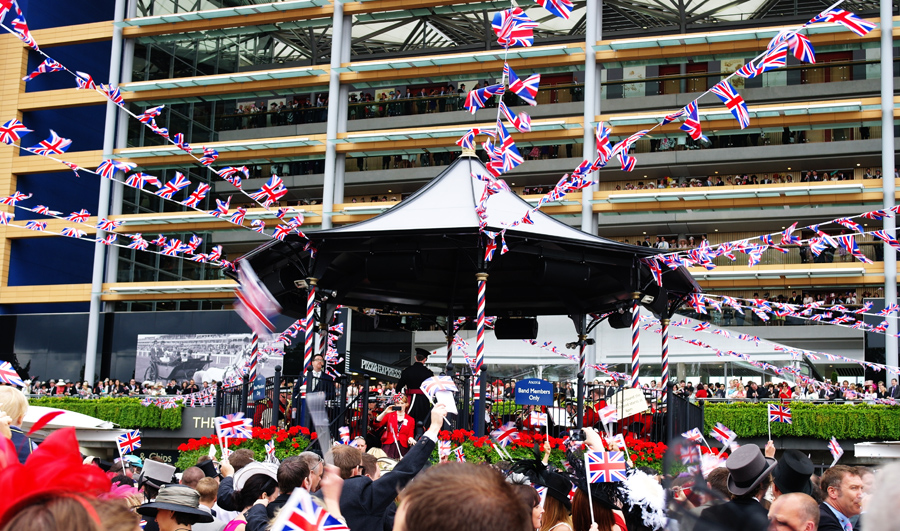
xmin=608 ymin=311 xmax=633 ymax=329
xmin=540 ymin=259 xmax=590 ymax=286
xmin=640 ymin=284 xmax=668 ymax=316
xmin=493 ymin=317 xmax=539 ymax=340
xmin=367 ymin=254 xmax=422 ymax=282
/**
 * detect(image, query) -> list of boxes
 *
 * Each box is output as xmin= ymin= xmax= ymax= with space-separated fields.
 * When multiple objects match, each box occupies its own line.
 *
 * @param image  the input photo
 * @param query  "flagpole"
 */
xmin=716 ymin=437 xmax=732 ymax=459
xmin=700 ymin=434 xmax=712 ymax=452
xmin=584 ymin=454 xmax=596 ymax=526
xmin=767 ymin=407 xmax=772 ymax=440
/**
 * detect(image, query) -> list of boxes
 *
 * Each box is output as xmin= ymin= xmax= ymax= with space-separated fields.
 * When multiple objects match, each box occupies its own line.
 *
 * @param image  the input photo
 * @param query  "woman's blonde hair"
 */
xmin=539 ymin=495 xmax=573 ymax=531
xmin=0 ymin=386 xmax=28 ymax=425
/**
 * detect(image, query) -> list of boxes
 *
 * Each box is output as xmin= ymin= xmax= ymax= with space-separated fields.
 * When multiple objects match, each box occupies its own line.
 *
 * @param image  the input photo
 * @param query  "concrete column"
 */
xmin=881 ymin=2 xmax=897 ymax=369
xmin=84 ymin=0 xmax=128 ymax=384
xmin=319 ymin=2 xmax=344 ymax=229
xmin=333 ymin=15 xmax=352 ymax=206
xmin=580 ymin=0 xmax=600 ymax=234
xmin=676 ymin=362 xmax=686 ymax=383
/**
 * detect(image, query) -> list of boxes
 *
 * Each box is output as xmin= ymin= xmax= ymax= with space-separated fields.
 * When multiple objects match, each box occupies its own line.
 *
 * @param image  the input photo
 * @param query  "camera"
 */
xmin=569 ymin=429 xmax=585 ymax=442
xmin=392 ymin=405 xmax=401 ymax=411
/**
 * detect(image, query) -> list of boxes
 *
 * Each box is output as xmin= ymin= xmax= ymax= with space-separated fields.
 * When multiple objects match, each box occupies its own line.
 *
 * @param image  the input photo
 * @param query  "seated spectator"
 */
xmin=0 ymin=385 xmax=34 ymax=463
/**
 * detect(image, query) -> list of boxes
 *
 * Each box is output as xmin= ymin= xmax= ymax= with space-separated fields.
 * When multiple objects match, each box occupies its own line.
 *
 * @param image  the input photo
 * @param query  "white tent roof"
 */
xmin=23 ymin=406 xmax=129 ymax=443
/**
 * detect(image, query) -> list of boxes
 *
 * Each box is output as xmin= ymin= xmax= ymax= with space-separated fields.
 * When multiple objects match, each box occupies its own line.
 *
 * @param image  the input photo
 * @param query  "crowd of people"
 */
xmin=673 ymin=378 xmax=900 ymax=404
xmin=25 ymin=378 xmax=211 ymax=398
xmin=2 ymin=378 xmax=900 ymax=531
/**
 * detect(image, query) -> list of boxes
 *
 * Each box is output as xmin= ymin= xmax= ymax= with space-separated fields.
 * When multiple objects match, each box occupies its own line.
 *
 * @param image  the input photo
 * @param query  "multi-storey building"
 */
xmin=0 ymin=0 xmax=895 ymax=384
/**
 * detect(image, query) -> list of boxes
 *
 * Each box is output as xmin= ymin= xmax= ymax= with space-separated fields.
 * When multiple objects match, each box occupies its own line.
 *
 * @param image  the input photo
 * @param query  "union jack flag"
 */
xmin=464 ymin=84 xmax=504 ymax=114
xmin=162 ymin=238 xmax=187 ymax=256
xmin=230 ymin=207 xmax=247 ymax=225
xmin=692 ymin=322 xmax=711 ymax=332
xmin=768 ymin=404 xmax=792 ymax=424
xmin=74 ymin=71 xmax=96 ymax=90
xmin=339 ymin=426 xmax=350 ymax=444
xmin=234 ymin=258 xmax=282 ymax=335
xmin=215 ymin=412 xmax=252 ymax=439
xmin=484 ymin=233 xmax=498 ymax=262
xmin=872 ymin=321 xmax=890 ymax=333
xmin=585 ymin=451 xmax=627 ymax=483
xmin=265 ymin=440 xmax=276 ymax=459
xmin=22 ymin=58 xmax=64 ymax=81
xmin=529 ymin=411 xmax=548 ymax=427
xmin=208 ymin=245 xmax=223 ymax=262
xmin=155 ymin=172 xmax=191 ymax=199
xmin=173 ymin=133 xmax=192 ymax=154
xmin=102 ymin=84 xmax=125 ymax=106
xmin=269 ymin=483 xmax=349 ymax=531
xmin=642 ymin=256 xmax=664 ymax=287
xmin=273 ymin=224 xmax=292 ymax=240
xmin=150 ymin=234 xmax=167 ymax=246
xmin=828 ymin=436 xmax=843 ymax=461
xmin=455 ymin=129 xmax=478 ymax=150
xmin=879 ymin=304 xmax=899 ymax=316
xmin=599 ymin=405 xmax=618 ymax=424
xmin=187 ymin=234 xmax=203 ymax=252
xmin=11 ymin=5 xmax=38 ymax=51
xmin=596 ymin=122 xmax=612 ymax=162
xmin=127 ymin=234 xmax=149 ymax=250
xmin=0 ymin=0 xmax=13 ymax=19
xmin=61 ymin=227 xmax=86 ymax=238
xmin=250 ymin=176 xmax=288 ymax=207
xmin=137 ymin=106 xmax=164 ymax=124
xmin=611 ymin=129 xmax=649 ymax=158
xmin=734 ymin=60 xmax=764 ymax=79
xmin=453 ymin=446 xmax=466 ymax=462
xmin=0 ymin=212 xmax=11 ymax=225
xmin=438 ymin=439 xmax=451 ymax=458
xmin=759 ymin=42 xmax=789 ymax=74
xmin=210 ymin=196 xmax=231 ymax=218
xmin=182 ymin=183 xmax=210 ymax=208
xmin=251 ymin=220 xmax=266 ymax=234
xmin=491 ymin=7 xmax=538 ymax=48
xmin=97 ymin=233 xmax=118 ymax=245
xmin=421 ymin=375 xmax=458 ymax=397
xmin=496 ymin=120 xmax=523 ymax=172
xmin=25 ymin=220 xmax=46 ymax=232
xmin=199 ymin=147 xmax=219 ymax=166
xmin=0 ymin=360 xmax=25 ymax=387
xmin=811 ymin=8 xmax=877 ymax=37
xmin=710 ymin=81 xmax=750 ymax=129
xmin=506 ymin=64 xmax=541 ymax=106
xmin=96 ymin=218 xmax=124 ymax=231
xmin=780 ymin=222 xmax=800 ymax=245
xmin=125 ymin=172 xmax=162 ymax=189
xmin=148 ymin=120 xmax=168 ymax=138
xmin=499 ymin=101 xmax=531 ymax=133
xmin=491 ymin=422 xmax=520 ymax=447
xmin=872 ymin=230 xmax=900 ymax=249
xmin=535 ymin=0 xmax=573 ymax=19
xmin=680 ymin=444 xmax=701 ymax=464
xmin=861 ymin=209 xmax=891 ymax=220
xmin=28 ymin=129 xmax=72 ymax=156
xmin=31 ymin=205 xmax=61 ymax=216
xmin=0 ymin=119 xmax=31 ymax=144
xmin=835 ymin=217 xmax=864 ymax=233
xmin=682 ymin=427 xmax=704 ymax=443
xmin=710 ymin=422 xmax=736 ymax=445
xmin=680 ymin=100 xmax=707 ymax=142
xmin=96 ymin=159 xmax=136 ymax=179
xmin=835 ymin=235 xmax=873 ymax=264
xmin=784 ymin=32 xmax=816 ymax=63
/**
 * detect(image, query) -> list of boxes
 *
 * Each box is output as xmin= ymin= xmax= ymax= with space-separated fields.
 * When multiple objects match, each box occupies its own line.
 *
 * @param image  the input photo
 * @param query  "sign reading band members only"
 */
xmin=515 ymin=378 xmax=554 ymax=406
xmin=609 ymin=388 xmax=650 ymax=419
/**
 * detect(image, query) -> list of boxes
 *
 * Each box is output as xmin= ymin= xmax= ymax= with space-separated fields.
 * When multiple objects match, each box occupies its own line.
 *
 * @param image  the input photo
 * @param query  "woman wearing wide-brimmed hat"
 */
xmin=137 ymin=485 xmax=215 ymax=531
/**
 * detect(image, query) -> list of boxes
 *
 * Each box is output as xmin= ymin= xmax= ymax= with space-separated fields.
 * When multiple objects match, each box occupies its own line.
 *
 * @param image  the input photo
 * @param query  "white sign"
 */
xmin=609 ymin=388 xmax=649 ymax=419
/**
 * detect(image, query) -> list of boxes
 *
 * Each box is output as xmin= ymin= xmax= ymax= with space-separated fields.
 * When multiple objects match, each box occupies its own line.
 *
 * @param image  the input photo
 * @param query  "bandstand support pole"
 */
xmin=631 ymin=292 xmax=641 ymax=388
xmin=577 ymin=313 xmax=587 ymax=430
xmin=474 ymin=272 xmax=488 ymax=437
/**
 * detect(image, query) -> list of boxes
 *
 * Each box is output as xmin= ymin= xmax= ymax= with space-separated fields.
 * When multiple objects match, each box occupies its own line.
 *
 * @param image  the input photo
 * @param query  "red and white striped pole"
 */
xmin=631 ymin=293 xmax=641 ymax=388
xmin=248 ymin=332 xmax=259 ymax=383
xmin=302 ymin=279 xmax=317 ymax=398
xmin=474 ymin=272 xmax=488 ymax=436
xmin=660 ymin=318 xmax=670 ymax=403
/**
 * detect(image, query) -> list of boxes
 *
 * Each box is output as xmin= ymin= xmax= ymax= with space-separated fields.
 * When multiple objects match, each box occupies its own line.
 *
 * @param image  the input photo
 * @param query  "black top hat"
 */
xmin=197 ymin=459 xmax=218 ymax=478
xmin=772 ymin=450 xmax=814 ymax=496
xmin=137 ymin=485 xmax=214 ymax=523
xmin=535 ymin=470 xmax=573 ymax=510
xmin=414 ymin=348 xmax=431 ymax=359
xmin=726 ymin=445 xmax=778 ymax=496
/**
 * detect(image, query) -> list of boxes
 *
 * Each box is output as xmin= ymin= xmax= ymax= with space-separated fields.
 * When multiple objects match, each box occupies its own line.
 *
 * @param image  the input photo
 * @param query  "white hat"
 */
xmin=233 ymin=462 xmax=278 ymax=491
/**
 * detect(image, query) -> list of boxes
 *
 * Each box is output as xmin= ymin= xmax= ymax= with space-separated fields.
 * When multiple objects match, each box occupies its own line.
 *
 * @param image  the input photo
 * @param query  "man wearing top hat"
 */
xmin=699 ymin=445 xmax=777 ymax=531
xmin=138 ymin=484 xmax=216 ymax=531
xmin=771 ymin=449 xmax=815 ymax=499
xmin=396 ymin=348 xmax=434 ymax=428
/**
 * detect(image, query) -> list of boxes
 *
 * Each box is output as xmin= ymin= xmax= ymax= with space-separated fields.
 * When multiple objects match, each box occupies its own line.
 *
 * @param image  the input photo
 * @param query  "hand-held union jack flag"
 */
xmin=453 ymin=446 xmax=466 ymax=462
xmin=529 ymin=411 xmax=548 ymax=427
xmin=599 ymin=405 xmax=618 ymax=424
xmin=682 ymin=427 xmax=704 ymax=442
xmin=117 ymin=430 xmax=142 ymax=454
xmin=420 ymin=375 xmax=458 ymax=398
xmin=269 ymin=483 xmax=349 ymax=531
xmin=828 ymin=436 xmax=843 ymax=462
xmin=0 ymin=360 xmax=25 ymax=387
xmin=710 ymin=422 xmax=736 ymax=445
xmin=710 ymin=81 xmax=750 ymax=129
xmin=215 ymin=412 xmax=252 ymax=440
xmin=768 ymin=403 xmax=792 ymax=424
xmin=585 ymin=450 xmax=628 ymax=483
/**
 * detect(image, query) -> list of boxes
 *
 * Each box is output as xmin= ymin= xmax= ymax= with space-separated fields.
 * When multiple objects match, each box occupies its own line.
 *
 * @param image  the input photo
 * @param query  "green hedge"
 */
xmin=28 ymin=397 xmax=183 ymax=430
xmin=704 ymin=402 xmax=900 ymax=440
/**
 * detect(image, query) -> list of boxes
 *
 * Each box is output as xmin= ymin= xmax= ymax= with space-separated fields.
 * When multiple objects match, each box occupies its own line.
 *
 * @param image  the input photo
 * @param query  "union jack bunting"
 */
xmin=491 ymin=7 xmax=538 ymax=48
xmin=273 ymin=224 xmax=292 ymax=240
xmin=96 ymin=218 xmax=124 ymax=231
xmin=453 ymin=446 xmax=466 ymax=462
xmin=860 ymin=209 xmax=891 ymax=220
xmin=529 ymin=411 xmax=548 ymax=427
xmin=0 ymin=0 xmax=12 ymax=19
xmin=102 ymin=84 xmax=125 ymax=106
xmin=610 ymin=129 xmax=649 ymax=158
xmin=173 ymin=133 xmax=192 ymax=154
xmin=679 ymin=100 xmax=707 ymax=142
xmin=878 ymin=303 xmax=899 ymax=316
xmin=506 ymin=64 xmax=541 ymax=105
xmin=24 ymin=220 xmax=46 ymax=231
xmin=97 ymin=233 xmax=117 ymax=245
xmin=0 ymin=360 xmax=25 ymax=387
xmin=585 ymin=451 xmax=628 ymax=483
xmin=22 ymin=58 xmax=64 ymax=81
xmin=61 ymin=227 xmax=86 ymax=238
xmin=827 ymin=436 xmax=843 ymax=461
xmin=187 ymin=234 xmax=203 ymax=252
xmin=96 ymin=159 xmax=136 ymax=179
xmin=0 ymin=119 xmax=31 ymax=144
xmin=642 ymin=256 xmax=664 ymax=287
xmin=768 ymin=403 xmax=792 ymax=424
xmin=127 ymin=234 xmax=149 ymax=250
xmin=125 ymin=172 xmax=162 ymax=190
xmin=218 ymin=166 xmax=250 ymax=188
xmin=872 ymin=230 xmax=900 ymax=249
xmin=499 ymin=101 xmax=531 ymax=133
xmin=710 ymin=81 xmax=750 ymax=129
xmin=230 ymin=207 xmax=247 ymax=225
xmin=150 ymin=234 xmax=167 ymax=246
xmin=682 ymin=427 xmax=704 ymax=442
xmin=780 ymin=222 xmax=800 ymax=245
xmin=835 ymin=217 xmax=864 ymax=233
xmin=31 ymin=205 xmax=61 ymax=216
xmin=692 ymin=322 xmax=711 ymax=332
xmin=28 ymin=129 xmax=72 ymax=155
xmin=162 ymin=239 xmax=186 ymax=256
xmin=210 ymin=196 xmax=231 ymax=218
xmin=74 ymin=71 xmax=97 ymax=90
xmin=199 ymin=147 xmax=219 ymax=166
xmin=760 ymin=42 xmax=789 ymax=72
xmin=733 ymin=60 xmax=764 ymax=79
xmin=250 ymin=176 xmax=288 ymax=207
xmin=234 ymin=258 xmax=282 ymax=335
xmin=496 ymin=120 xmax=523 ymax=173
xmin=811 ymin=8 xmax=876 ymax=37
xmin=182 ymin=183 xmax=210 ymax=208
xmin=148 ymin=120 xmax=169 ymax=138
xmin=11 ymin=4 xmax=38 ymax=51
xmin=155 ymin=172 xmax=191 ymax=199
xmin=455 ymin=129 xmax=478 ymax=150
xmin=137 ymin=106 xmax=164 ymax=124
xmin=270 ymin=483 xmax=349 ymax=531
xmin=464 ymin=84 xmax=504 ymax=114
xmin=0 ymin=211 xmax=12 ymax=225
xmin=595 ymin=122 xmax=612 ymax=162
xmin=534 ymin=0 xmax=573 ymax=19
xmin=661 ymin=107 xmax=687 ymax=125
xmin=710 ymin=422 xmax=736 ymax=445
xmin=617 ymin=151 xmax=637 ymax=172
xmin=215 ymin=412 xmax=252 ymax=439
xmin=208 ymin=245 xmax=223 ymax=262
xmin=484 ymin=233 xmax=498 ymax=262
xmin=421 ymin=375 xmax=458 ymax=398
xmin=689 ymin=293 xmax=707 ymax=314
xmin=783 ymin=32 xmax=816 ymax=63
xmin=835 ymin=235 xmax=873 ymax=264
xmin=251 ymin=220 xmax=266 ymax=234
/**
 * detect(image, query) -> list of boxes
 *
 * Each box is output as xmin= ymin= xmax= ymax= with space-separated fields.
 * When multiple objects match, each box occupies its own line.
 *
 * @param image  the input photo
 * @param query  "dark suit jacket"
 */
xmin=339 ymin=435 xmax=436 ymax=531
xmin=699 ymin=498 xmax=769 ymax=531
xmin=818 ymin=503 xmax=859 ymax=531
xmin=216 ymin=476 xmax=238 ymax=512
xmin=889 ymin=386 xmax=900 ymax=399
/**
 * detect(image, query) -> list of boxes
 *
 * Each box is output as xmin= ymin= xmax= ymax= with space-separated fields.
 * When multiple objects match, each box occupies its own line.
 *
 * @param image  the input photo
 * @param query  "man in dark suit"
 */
xmin=334 ymin=405 xmax=445 ymax=531
xmin=889 ymin=378 xmax=900 ymax=399
xmin=700 ymin=445 xmax=777 ymax=531
xmin=397 ymin=348 xmax=434 ymax=428
xmin=817 ymin=465 xmax=864 ymax=531
xmin=292 ymin=353 xmax=336 ymax=423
